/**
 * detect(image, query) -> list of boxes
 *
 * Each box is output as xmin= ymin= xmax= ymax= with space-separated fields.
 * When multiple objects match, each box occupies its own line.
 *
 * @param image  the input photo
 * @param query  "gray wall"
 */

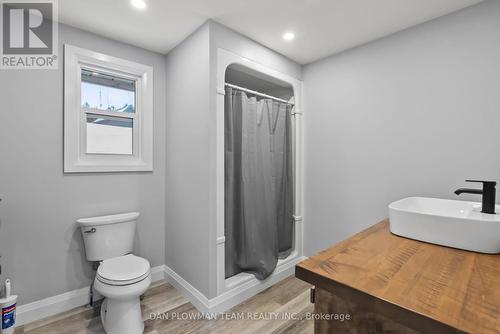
xmin=164 ymin=23 xmax=212 ymax=297
xmin=207 ymin=21 xmax=302 ymax=298
xmin=4 ymin=0 xmax=496 ymax=306
xmin=303 ymin=1 xmax=500 ymax=256
xmin=164 ymin=21 xmax=302 ymax=299
xmin=0 ymin=24 xmax=167 ymax=304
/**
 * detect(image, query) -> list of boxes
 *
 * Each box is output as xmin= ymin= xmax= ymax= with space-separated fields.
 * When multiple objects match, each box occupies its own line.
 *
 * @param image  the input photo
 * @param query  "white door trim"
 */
xmin=214 ymin=48 xmax=304 ymax=296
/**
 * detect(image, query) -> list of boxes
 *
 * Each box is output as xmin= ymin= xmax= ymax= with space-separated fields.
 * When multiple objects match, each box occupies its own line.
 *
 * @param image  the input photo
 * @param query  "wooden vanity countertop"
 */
xmin=295 ymin=219 xmax=500 ymax=334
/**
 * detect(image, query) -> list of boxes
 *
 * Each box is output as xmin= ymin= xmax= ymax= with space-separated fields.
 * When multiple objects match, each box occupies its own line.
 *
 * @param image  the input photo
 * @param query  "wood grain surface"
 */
xmin=296 ymin=220 xmax=500 ymax=334
xmin=15 ymin=277 xmax=313 ymax=334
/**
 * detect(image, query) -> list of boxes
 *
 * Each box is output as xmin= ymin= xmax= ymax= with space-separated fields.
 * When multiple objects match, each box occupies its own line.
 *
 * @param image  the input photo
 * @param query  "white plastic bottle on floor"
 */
xmin=0 ymin=279 xmax=17 ymax=334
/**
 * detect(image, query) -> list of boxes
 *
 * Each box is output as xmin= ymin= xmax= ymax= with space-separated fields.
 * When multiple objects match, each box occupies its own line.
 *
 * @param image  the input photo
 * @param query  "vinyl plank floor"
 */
xmin=15 ymin=276 xmax=313 ymax=334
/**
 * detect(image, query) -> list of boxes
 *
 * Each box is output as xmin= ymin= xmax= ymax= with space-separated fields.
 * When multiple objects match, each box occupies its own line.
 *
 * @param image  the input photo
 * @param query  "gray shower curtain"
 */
xmin=225 ymin=87 xmax=294 ymax=280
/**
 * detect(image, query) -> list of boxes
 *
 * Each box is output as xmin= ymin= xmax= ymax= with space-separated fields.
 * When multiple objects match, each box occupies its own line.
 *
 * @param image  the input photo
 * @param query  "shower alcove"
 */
xmin=213 ymin=49 xmax=304 ymax=311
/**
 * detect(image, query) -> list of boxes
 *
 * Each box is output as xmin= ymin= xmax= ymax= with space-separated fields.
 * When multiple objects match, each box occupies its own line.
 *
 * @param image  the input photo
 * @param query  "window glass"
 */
xmin=81 ymin=69 xmax=136 ymax=113
xmin=64 ymin=45 xmax=153 ymax=172
xmin=86 ymin=115 xmax=133 ymax=155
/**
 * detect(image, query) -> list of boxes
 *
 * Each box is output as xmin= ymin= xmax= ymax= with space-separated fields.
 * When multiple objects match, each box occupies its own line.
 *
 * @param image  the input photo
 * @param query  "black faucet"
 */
xmin=454 ymin=180 xmax=497 ymax=214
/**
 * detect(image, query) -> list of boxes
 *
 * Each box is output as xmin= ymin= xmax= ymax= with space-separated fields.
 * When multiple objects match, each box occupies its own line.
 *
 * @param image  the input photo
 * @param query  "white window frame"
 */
xmin=64 ymin=44 xmax=153 ymax=173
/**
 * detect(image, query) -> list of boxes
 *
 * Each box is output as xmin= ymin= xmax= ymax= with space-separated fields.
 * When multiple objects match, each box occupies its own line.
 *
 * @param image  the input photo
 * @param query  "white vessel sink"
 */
xmin=389 ymin=197 xmax=500 ymax=254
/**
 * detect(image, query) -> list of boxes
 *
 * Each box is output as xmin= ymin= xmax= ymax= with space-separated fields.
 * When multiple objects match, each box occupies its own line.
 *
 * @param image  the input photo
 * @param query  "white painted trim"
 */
xmin=216 ymin=236 xmax=226 ymax=245
xmin=15 ymin=260 xmax=308 ymax=328
xmin=150 ymin=264 xmax=167 ymax=282
xmin=162 ymin=265 xmax=211 ymax=313
xmin=214 ymin=48 xmax=305 ymax=296
xmin=16 ymin=286 xmax=90 ymax=327
xmin=16 ymin=265 xmax=165 ymax=326
xmin=163 ymin=256 xmax=307 ymax=315
xmin=63 ymin=44 xmax=154 ymax=173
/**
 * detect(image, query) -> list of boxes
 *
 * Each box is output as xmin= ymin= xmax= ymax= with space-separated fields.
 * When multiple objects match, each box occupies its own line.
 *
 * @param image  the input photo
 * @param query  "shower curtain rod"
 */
xmin=225 ymin=83 xmax=295 ymax=106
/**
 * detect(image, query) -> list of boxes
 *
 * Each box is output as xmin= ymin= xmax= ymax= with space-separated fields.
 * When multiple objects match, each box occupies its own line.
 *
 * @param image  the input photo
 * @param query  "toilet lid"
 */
xmin=97 ymin=254 xmax=150 ymax=286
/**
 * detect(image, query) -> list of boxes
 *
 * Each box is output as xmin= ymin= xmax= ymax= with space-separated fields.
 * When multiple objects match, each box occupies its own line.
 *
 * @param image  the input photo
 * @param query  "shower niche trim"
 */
xmin=214 ymin=48 xmax=305 ymax=306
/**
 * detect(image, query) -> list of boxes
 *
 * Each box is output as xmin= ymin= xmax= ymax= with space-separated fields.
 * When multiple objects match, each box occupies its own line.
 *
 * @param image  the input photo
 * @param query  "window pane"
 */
xmin=81 ymin=69 xmax=135 ymax=113
xmin=86 ymin=115 xmax=133 ymax=155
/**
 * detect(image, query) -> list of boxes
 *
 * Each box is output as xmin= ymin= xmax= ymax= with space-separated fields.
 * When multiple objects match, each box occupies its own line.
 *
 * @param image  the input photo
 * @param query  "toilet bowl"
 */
xmin=76 ymin=212 xmax=150 ymax=334
xmin=94 ymin=254 xmax=151 ymax=334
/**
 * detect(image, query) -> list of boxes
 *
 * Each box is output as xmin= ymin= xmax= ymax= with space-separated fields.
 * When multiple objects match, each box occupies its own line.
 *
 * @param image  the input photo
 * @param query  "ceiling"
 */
xmin=59 ymin=0 xmax=483 ymax=64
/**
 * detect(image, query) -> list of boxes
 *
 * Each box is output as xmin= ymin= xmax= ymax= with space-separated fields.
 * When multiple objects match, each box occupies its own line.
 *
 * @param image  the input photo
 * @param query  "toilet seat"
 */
xmin=97 ymin=254 xmax=150 ymax=286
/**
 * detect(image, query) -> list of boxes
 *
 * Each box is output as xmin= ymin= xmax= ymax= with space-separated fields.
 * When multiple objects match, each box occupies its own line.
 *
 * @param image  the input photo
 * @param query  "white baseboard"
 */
xmin=16 ymin=258 xmax=305 ymax=327
xmin=17 ymin=286 xmax=91 ymax=327
xmin=16 ymin=265 xmax=166 ymax=326
xmin=163 ymin=256 xmax=307 ymax=315
xmin=161 ymin=265 xmax=211 ymax=313
xmin=150 ymin=264 xmax=167 ymax=282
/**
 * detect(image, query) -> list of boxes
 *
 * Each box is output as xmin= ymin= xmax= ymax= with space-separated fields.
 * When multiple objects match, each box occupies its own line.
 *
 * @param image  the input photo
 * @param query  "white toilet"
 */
xmin=77 ymin=212 xmax=151 ymax=334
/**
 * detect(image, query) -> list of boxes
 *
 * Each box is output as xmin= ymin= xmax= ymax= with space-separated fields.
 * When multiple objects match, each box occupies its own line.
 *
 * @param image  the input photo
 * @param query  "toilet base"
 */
xmin=94 ymin=272 xmax=151 ymax=334
xmin=101 ymin=297 xmax=144 ymax=334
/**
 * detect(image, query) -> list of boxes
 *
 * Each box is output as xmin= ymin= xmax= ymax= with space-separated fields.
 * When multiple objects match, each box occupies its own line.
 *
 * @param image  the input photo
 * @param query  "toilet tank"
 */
xmin=77 ymin=212 xmax=139 ymax=261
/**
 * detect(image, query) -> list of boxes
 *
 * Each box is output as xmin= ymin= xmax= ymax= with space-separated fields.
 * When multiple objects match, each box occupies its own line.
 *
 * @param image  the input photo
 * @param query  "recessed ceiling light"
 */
xmin=130 ymin=0 xmax=146 ymax=9
xmin=283 ymin=32 xmax=295 ymax=41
